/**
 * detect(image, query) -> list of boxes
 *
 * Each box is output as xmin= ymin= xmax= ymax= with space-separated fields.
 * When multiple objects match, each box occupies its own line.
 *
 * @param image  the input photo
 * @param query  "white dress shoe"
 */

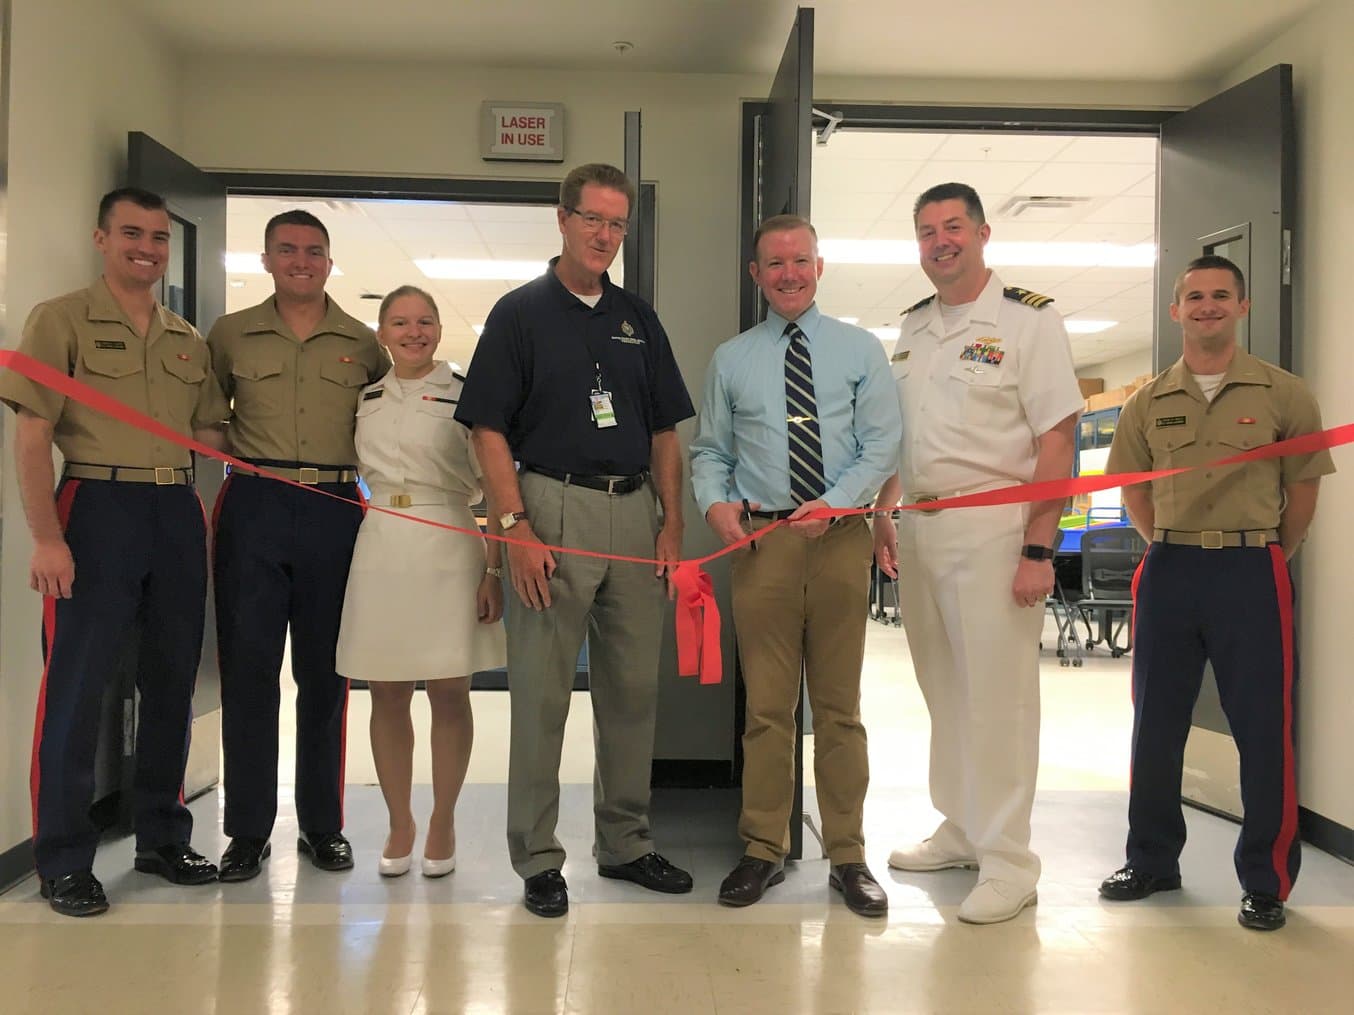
xmin=887 ymin=838 xmax=979 ymax=872
xmin=378 ymin=852 xmax=412 ymax=878
xmin=957 ymin=878 xmax=1037 ymax=924
xmin=421 ymin=854 xmax=456 ymax=878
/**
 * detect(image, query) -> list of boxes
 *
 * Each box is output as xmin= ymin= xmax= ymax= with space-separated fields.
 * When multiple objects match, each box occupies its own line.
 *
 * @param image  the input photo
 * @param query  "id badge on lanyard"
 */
xmin=590 ymin=361 xmax=618 ymax=429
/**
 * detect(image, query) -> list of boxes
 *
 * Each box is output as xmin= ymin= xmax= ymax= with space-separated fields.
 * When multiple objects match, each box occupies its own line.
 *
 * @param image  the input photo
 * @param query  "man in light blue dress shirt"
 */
xmin=690 ymin=215 xmax=901 ymax=916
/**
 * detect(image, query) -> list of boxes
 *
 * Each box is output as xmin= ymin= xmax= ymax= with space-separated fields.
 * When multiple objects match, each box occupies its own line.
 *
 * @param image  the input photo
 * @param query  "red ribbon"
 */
xmin=4 ymin=348 xmax=1352 ymax=686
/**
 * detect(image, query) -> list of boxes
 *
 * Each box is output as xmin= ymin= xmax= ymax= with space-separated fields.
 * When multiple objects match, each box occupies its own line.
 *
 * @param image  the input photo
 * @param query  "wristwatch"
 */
xmin=485 ymin=566 xmax=505 ymax=578
xmin=1021 ymin=544 xmax=1055 ymax=561
xmin=499 ymin=511 xmax=528 ymax=530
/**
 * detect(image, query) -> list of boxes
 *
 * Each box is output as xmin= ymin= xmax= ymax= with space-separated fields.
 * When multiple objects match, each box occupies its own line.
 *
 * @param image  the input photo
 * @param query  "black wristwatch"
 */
xmin=1021 ymin=544 xmax=1055 ymax=561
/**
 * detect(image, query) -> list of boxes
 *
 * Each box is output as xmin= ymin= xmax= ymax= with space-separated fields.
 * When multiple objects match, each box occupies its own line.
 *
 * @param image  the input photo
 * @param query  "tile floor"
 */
xmin=2 ymin=620 xmax=1352 ymax=1013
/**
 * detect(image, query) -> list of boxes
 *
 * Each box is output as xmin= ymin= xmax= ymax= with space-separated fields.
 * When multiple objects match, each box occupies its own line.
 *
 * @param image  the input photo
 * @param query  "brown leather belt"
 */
xmin=1153 ymin=528 xmax=1278 ymax=549
xmin=63 ymin=464 xmax=193 ymax=485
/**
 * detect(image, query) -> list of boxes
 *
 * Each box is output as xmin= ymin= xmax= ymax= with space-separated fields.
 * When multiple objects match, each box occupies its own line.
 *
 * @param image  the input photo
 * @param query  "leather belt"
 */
xmin=235 ymin=459 xmax=358 ymax=485
xmin=749 ymin=509 xmax=795 ymax=520
xmin=63 ymin=463 xmax=193 ymax=485
xmin=1153 ymin=528 xmax=1278 ymax=549
xmin=522 ymin=465 xmax=648 ymax=495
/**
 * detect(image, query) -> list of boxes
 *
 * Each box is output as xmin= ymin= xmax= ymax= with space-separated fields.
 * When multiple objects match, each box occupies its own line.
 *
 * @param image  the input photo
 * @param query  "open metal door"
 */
xmin=740 ymin=7 xmax=815 ymax=860
xmin=1156 ymin=66 xmax=1295 ymax=820
xmin=126 ymin=132 xmax=227 ymax=806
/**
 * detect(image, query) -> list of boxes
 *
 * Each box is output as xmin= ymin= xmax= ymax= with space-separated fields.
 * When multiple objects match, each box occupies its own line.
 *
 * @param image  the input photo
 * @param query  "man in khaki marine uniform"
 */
xmin=207 ymin=210 xmax=387 ymax=881
xmin=872 ymin=182 xmax=1082 ymax=924
xmin=0 ymin=187 xmax=228 ymax=917
xmin=1099 ymin=254 xmax=1333 ymax=932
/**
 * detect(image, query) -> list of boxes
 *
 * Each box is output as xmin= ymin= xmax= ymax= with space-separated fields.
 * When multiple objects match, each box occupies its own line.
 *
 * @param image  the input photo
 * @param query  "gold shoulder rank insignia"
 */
xmin=901 ymin=295 xmax=935 ymax=315
xmin=1003 ymin=286 xmax=1055 ymax=309
xmin=453 ymin=370 xmax=468 ymax=383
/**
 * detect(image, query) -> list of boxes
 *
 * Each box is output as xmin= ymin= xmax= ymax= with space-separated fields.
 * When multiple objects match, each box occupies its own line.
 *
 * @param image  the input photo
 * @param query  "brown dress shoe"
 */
xmin=830 ymin=863 xmax=888 ymax=917
xmin=718 ymin=855 xmax=785 ymax=907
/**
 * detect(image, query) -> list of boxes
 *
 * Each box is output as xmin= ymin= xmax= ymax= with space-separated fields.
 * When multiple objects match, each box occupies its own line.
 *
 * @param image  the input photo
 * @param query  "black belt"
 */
xmin=522 ymin=465 xmax=648 ymax=495
xmin=63 ymin=463 xmax=194 ymax=485
xmin=233 ymin=458 xmax=358 ymax=485
xmin=749 ymin=509 xmax=795 ymax=520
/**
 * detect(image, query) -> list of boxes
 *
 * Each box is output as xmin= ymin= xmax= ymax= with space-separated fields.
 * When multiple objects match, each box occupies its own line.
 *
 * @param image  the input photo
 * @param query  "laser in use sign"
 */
xmin=481 ymin=102 xmax=565 ymax=163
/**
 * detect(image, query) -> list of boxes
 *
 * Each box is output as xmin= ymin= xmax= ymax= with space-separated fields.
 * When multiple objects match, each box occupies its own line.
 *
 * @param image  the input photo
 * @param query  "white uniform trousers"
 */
xmin=897 ymin=501 xmax=1043 ymax=890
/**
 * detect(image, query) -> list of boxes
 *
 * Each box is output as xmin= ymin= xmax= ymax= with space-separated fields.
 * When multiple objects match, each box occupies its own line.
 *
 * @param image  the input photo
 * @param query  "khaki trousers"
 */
xmin=731 ymin=515 xmax=873 ymax=864
xmin=504 ymin=471 xmax=664 ymax=878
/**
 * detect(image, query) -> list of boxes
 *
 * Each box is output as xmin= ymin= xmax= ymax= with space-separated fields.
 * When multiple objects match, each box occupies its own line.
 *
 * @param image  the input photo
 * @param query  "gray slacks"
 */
xmin=505 ymin=470 xmax=664 ymax=878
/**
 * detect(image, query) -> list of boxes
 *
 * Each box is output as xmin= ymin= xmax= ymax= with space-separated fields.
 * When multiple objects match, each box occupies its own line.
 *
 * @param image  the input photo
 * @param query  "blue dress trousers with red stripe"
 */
xmin=32 ymin=478 xmax=207 ymax=878
xmin=1128 ymin=541 xmax=1300 ymax=899
xmin=212 ymin=470 xmax=362 ymax=841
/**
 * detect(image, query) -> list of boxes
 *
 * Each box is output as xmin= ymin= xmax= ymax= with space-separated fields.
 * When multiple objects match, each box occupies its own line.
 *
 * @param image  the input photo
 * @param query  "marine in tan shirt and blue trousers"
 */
xmin=0 ymin=188 xmax=229 ymax=917
xmin=207 ymin=210 xmax=388 ymax=882
xmin=1099 ymin=255 xmax=1334 ymax=933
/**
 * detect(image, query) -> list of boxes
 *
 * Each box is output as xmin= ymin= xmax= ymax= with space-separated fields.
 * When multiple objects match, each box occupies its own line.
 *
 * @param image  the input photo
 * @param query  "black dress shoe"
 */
xmin=524 ymin=869 xmax=568 ymax=918
xmin=298 ymin=832 xmax=354 ymax=872
xmin=718 ymin=855 xmax=785 ymax=907
xmin=40 ymin=871 xmax=109 ymax=918
xmin=219 ymin=837 xmax=271 ymax=883
xmin=1239 ymin=891 xmax=1286 ymax=931
xmin=829 ymin=862 xmax=888 ymax=917
xmin=1099 ymin=866 xmax=1182 ymax=901
xmin=134 ymin=842 xmax=219 ymax=885
xmin=598 ymin=851 xmax=694 ymax=894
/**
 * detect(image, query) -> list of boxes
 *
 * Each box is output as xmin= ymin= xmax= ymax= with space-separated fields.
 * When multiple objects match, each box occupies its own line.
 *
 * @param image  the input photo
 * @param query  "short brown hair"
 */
xmin=752 ymin=214 xmax=818 ymax=262
xmin=559 ymin=163 xmax=636 ymax=220
xmin=913 ymin=182 xmax=986 ymax=227
xmin=378 ymin=284 xmax=440 ymax=325
xmin=97 ymin=187 xmax=167 ymax=231
xmin=264 ymin=209 xmax=330 ymax=249
xmin=1172 ymin=254 xmax=1247 ymax=303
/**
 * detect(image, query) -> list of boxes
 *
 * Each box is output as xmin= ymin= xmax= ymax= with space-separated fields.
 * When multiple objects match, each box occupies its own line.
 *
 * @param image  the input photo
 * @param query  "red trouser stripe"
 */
xmin=1267 ymin=544 xmax=1298 ymax=900
xmin=31 ymin=480 xmax=83 ymax=838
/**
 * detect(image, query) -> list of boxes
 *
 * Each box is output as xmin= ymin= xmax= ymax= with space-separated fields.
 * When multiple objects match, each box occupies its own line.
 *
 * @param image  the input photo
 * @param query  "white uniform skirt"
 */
xmin=336 ymin=501 xmax=507 ymax=682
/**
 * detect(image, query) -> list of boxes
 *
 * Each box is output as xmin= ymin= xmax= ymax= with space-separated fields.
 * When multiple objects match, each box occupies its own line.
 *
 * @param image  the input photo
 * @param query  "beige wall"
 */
xmin=1079 ymin=349 xmax=1154 ymax=390
xmin=0 ymin=0 xmax=180 ymax=862
xmin=1220 ymin=0 xmax=1354 ymax=831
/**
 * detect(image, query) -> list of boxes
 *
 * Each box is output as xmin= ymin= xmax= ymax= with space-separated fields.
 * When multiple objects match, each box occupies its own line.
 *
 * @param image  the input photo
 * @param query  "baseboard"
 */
xmin=0 ymin=838 xmax=35 ymax=894
xmin=651 ymin=759 xmax=735 ymax=788
xmin=1300 ymin=806 xmax=1354 ymax=865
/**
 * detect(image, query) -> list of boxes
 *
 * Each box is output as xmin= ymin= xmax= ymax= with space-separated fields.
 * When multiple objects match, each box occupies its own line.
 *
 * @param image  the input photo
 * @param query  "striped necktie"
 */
xmin=783 ymin=320 xmax=826 ymax=504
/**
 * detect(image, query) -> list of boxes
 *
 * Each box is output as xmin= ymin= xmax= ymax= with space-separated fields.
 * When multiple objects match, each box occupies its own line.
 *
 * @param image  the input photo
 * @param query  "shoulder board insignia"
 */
xmin=453 ymin=370 xmax=467 ymax=383
xmin=901 ymin=295 xmax=935 ymax=316
xmin=361 ymin=389 xmax=383 ymax=401
xmin=1003 ymin=286 xmax=1055 ymax=309
xmin=421 ymin=395 xmax=458 ymax=405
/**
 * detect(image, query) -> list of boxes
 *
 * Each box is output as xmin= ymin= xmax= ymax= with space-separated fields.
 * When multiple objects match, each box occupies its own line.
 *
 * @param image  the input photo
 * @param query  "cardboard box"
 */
xmin=1078 ymin=377 xmax=1106 ymax=398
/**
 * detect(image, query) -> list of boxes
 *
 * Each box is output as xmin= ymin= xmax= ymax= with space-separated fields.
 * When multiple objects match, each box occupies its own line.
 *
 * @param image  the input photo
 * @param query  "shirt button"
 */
xmin=1205 ymin=472 xmax=1212 ymax=478
xmin=1205 ymin=440 xmax=1212 ymax=446
xmin=299 ymin=408 xmax=306 ymax=414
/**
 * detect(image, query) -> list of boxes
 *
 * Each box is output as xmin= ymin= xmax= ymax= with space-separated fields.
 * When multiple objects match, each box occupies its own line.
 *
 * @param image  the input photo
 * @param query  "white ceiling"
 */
xmin=812 ymin=131 xmax=1158 ymax=367
xmin=126 ymin=0 xmax=1318 ymax=81
xmin=225 ymin=197 xmax=578 ymax=369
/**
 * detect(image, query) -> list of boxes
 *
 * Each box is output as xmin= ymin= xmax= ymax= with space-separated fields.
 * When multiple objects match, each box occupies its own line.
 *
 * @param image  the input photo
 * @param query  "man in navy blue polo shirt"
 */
xmin=456 ymin=163 xmax=695 ymax=918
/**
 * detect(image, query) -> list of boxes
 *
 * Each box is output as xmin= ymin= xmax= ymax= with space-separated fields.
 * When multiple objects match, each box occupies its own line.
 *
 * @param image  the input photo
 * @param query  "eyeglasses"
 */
xmin=565 ymin=207 xmax=630 ymax=237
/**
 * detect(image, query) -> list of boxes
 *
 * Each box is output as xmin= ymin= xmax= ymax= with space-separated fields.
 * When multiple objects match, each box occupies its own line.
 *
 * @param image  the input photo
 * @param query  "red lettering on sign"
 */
xmin=499 ymin=115 xmax=546 ymax=130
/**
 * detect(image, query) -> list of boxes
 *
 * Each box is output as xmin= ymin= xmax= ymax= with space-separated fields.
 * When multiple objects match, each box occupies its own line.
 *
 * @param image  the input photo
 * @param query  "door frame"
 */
xmin=212 ymin=172 xmax=658 ymax=305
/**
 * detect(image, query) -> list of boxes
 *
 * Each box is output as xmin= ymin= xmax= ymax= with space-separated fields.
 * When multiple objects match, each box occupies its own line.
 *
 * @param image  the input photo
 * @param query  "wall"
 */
xmin=1219 ymin=0 xmax=1354 ymax=833
xmin=1078 ymin=349 xmax=1153 ymax=390
xmin=0 ymin=0 xmax=181 ymax=875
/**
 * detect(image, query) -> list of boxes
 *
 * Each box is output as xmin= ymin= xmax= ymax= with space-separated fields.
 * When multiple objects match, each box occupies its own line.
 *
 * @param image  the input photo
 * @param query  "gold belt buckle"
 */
xmin=390 ymin=493 xmax=412 ymax=508
xmin=154 ymin=467 xmax=175 ymax=486
xmin=298 ymin=467 xmax=321 ymax=485
xmin=914 ymin=495 xmax=941 ymax=514
xmin=1201 ymin=530 xmax=1224 ymax=549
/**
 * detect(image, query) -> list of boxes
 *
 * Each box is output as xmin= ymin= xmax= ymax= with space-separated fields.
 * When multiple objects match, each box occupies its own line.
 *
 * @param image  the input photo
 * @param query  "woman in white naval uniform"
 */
xmin=336 ymin=286 xmax=506 ymax=877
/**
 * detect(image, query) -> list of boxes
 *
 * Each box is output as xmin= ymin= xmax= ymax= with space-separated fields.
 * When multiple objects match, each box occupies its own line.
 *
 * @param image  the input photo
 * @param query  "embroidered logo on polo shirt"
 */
xmin=611 ymin=334 xmax=645 ymax=345
xmin=1155 ymin=415 xmax=1188 ymax=428
xmin=94 ymin=340 xmax=126 ymax=350
xmin=621 ymin=320 xmax=635 ymax=337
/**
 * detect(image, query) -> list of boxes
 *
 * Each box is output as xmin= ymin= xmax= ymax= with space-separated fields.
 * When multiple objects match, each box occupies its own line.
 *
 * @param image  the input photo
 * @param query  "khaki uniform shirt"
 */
xmin=0 ymin=278 xmax=228 ymax=468
xmin=891 ymin=271 xmax=1084 ymax=493
xmin=208 ymin=296 xmax=388 ymax=465
xmin=1106 ymin=350 xmax=1334 ymax=531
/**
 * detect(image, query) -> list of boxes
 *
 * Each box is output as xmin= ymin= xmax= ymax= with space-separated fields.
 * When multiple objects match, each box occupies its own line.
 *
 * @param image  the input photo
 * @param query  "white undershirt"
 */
xmin=939 ymin=300 xmax=975 ymax=336
xmin=571 ymin=290 xmax=602 ymax=308
xmin=1193 ymin=372 xmax=1226 ymax=403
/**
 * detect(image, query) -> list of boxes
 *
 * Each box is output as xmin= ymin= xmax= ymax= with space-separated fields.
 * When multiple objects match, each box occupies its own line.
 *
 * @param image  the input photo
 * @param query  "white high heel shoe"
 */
xmin=379 ymin=851 xmax=413 ymax=877
xmin=421 ymin=854 xmax=456 ymax=878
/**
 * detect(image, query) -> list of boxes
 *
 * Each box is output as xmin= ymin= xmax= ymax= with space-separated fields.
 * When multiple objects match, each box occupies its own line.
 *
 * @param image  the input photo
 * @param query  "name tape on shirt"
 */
xmin=1155 ymin=415 xmax=1187 ymax=428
